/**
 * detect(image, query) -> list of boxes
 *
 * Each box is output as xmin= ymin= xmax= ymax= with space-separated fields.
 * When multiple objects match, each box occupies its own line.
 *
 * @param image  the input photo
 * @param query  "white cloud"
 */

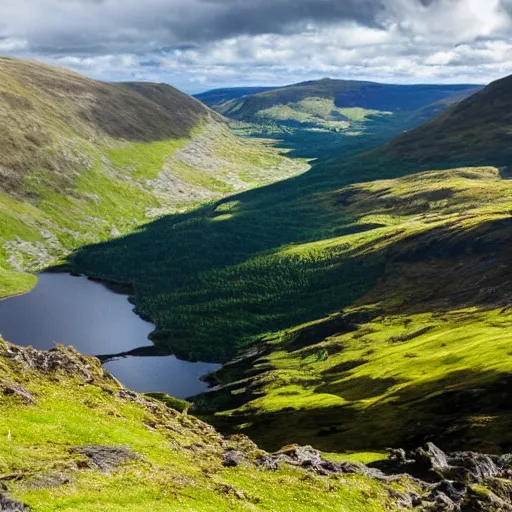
xmin=1 ymin=0 xmax=512 ymax=91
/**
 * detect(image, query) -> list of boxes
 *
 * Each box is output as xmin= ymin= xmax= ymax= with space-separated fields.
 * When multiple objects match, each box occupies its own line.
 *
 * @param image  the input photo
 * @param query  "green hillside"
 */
xmin=6 ymin=338 xmax=512 ymax=511
xmin=198 ymin=78 xmax=480 ymax=159
xmin=2 ymin=59 xmax=512 ymax=510
xmin=0 ymin=58 xmax=306 ymax=298
xmin=383 ymin=73 xmax=512 ymax=165
xmin=70 ymin=74 xmax=512 ymax=458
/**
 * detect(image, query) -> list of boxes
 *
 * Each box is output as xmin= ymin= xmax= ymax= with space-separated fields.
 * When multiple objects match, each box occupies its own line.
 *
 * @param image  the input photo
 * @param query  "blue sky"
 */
xmin=1 ymin=0 xmax=512 ymax=93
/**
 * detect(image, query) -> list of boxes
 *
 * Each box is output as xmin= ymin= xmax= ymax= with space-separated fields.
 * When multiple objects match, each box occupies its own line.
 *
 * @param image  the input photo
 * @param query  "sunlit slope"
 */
xmin=0 ymin=58 xmax=304 ymax=297
xmin=198 ymin=78 xmax=480 ymax=159
xmin=197 ymin=167 xmax=512 ymax=453
xmin=213 ymin=79 xmax=478 ymax=123
xmin=0 ymin=338 xmax=400 ymax=511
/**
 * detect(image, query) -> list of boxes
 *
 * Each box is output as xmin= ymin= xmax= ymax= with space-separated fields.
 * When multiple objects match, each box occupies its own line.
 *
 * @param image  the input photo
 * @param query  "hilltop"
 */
xmin=0 ymin=58 xmax=305 ymax=298
xmin=196 ymin=78 xmax=480 ymax=159
xmin=212 ymin=78 xmax=478 ymax=120
xmin=71 ymin=72 xmax=512 ymax=460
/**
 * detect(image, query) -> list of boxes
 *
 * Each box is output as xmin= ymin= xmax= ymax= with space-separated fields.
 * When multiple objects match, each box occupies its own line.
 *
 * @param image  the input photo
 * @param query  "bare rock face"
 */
xmin=71 ymin=445 xmax=140 ymax=473
xmin=2 ymin=344 xmax=98 ymax=382
xmin=256 ymin=444 xmax=389 ymax=480
xmin=0 ymin=495 xmax=30 ymax=511
xmin=0 ymin=380 xmax=35 ymax=405
xmin=370 ymin=442 xmax=501 ymax=484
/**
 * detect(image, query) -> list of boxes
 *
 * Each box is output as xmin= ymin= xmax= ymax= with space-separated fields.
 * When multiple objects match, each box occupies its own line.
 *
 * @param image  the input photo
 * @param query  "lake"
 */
xmin=0 ymin=273 xmax=220 ymax=398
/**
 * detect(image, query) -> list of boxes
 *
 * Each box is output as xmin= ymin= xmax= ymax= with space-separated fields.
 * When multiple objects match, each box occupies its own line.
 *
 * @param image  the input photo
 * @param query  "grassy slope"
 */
xmin=0 ymin=339 xmax=402 ymax=511
xmin=0 ymin=59 xmax=305 ymax=298
xmin=71 ymin=75 xmax=512 ymax=454
xmin=383 ymin=74 xmax=512 ymax=165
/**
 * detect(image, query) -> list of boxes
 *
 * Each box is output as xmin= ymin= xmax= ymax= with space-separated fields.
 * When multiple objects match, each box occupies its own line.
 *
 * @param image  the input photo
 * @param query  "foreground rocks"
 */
xmin=236 ymin=441 xmax=512 ymax=511
xmin=72 ymin=445 xmax=140 ymax=473
xmin=0 ymin=495 xmax=30 ymax=512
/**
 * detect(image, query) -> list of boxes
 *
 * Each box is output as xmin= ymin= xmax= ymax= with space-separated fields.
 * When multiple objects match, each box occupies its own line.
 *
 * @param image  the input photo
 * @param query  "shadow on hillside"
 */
xmin=67 ymin=147 xmax=512 ymax=363
xmin=206 ymin=368 xmax=512 ymax=454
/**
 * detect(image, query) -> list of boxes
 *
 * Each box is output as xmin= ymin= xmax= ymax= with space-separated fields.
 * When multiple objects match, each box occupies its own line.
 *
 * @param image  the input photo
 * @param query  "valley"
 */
xmin=0 ymin=58 xmax=306 ymax=299
xmin=70 ymin=74 xmax=512 ymax=456
xmin=1 ymin=57 xmax=512 ymax=511
xmin=196 ymin=79 xmax=481 ymax=159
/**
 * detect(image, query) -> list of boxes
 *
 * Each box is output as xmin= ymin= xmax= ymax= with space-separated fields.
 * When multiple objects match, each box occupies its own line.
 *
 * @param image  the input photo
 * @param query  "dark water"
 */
xmin=0 ymin=273 xmax=219 ymax=398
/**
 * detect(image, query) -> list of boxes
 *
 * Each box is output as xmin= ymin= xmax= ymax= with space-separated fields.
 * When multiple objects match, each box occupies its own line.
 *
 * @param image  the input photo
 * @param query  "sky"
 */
xmin=1 ymin=0 xmax=512 ymax=93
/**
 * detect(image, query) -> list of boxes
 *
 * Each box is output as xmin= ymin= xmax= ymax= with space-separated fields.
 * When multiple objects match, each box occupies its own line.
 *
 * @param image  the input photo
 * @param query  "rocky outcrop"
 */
xmin=0 ymin=495 xmax=30 ymax=511
xmin=368 ymin=442 xmax=512 ymax=511
xmin=72 ymin=445 xmax=140 ymax=473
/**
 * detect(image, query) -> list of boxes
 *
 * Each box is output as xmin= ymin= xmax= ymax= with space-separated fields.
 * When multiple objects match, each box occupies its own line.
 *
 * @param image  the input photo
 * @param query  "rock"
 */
xmin=271 ymin=445 xmax=387 ymax=479
xmin=434 ymin=480 xmax=467 ymax=502
xmin=0 ymin=495 xmax=30 ymax=511
xmin=417 ymin=443 xmax=451 ymax=476
xmin=71 ymin=445 xmax=139 ymax=472
xmin=461 ymin=486 xmax=512 ymax=511
xmin=25 ymin=472 xmax=70 ymax=489
xmin=3 ymin=345 xmax=95 ymax=383
xmin=388 ymin=489 xmax=423 ymax=509
xmin=0 ymin=381 xmax=35 ymax=405
xmin=371 ymin=443 xmax=499 ymax=484
xmin=424 ymin=491 xmax=458 ymax=511
xmin=223 ymin=450 xmax=244 ymax=468
xmin=256 ymin=454 xmax=280 ymax=471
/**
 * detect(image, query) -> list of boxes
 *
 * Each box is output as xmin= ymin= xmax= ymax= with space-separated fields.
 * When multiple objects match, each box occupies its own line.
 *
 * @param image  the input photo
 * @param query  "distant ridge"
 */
xmin=200 ymin=78 xmax=481 ymax=122
xmin=194 ymin=86 xmax=279 ymax=107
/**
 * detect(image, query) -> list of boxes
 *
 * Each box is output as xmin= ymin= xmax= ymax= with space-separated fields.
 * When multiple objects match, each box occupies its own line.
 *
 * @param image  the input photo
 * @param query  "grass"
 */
xmin=106 ymin=138 xmax=188 ymax=180
xmin=71 ymin=157 xmax=512 ymax=453
xmin=0 ymin=270 xmax=37 ymax=298
xmin=256 ymin=98 xmax=392 ymax=131
xmin=210 ymin=80 xmax=479 ymax=160
xmin=0 ymin=339 xmax=399 ymax=511
xmin=0 ymin=59 xmax=304 ymax=298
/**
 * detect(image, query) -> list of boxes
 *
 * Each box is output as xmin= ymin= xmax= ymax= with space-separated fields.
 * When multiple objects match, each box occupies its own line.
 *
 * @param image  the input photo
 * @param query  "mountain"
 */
xmin=194 ymin=86 xmax=278 ymax=107
xmin=0 ymin=58 xmax=305 ymax=298
xmin=2 ymin=63 xmax=512 ymax=510
xmin=197 ymin=78 xmax=481 ymax=159
xmin=212 ymin=78 xmax=479 ymax=121
xmin=382 ymin=74 xmax=512 ymax=165
xmin=70 ymin=74 xmax=512 ymax=460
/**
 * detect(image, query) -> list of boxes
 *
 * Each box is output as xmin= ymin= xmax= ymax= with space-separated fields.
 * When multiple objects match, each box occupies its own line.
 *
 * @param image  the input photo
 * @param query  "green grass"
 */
xmin=0 ymin=58 xmax=304 ymax=298
xmin=0 ymin=339 xmax=399 ymax=511
xmin=0 ymin=270 xmax=37 ymax=298
xmin=256 ymin=98 xmax=391 ymax=130
xmin=0 ymin=126 xmax=301 ymax=299
xmin=71 ymin=158 xmax=512 ymax=453
xmin=106 ymin=138 xmax=188 ymax=180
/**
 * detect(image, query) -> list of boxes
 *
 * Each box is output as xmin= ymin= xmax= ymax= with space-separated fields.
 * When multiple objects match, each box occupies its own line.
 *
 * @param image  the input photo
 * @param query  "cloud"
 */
xmin=0 ymin=0 xmax=512 ymax=91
